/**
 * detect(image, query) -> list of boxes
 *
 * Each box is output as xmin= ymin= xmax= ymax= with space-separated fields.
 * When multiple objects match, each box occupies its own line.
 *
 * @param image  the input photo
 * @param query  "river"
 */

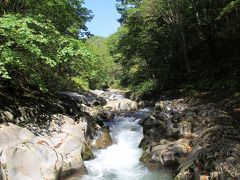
xmin=83 ymin=108 xmax=172 ymax=180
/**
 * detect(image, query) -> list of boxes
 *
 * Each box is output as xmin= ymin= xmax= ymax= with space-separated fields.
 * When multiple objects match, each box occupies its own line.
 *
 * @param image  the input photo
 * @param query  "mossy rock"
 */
xmin=82 ymin=143 xmax=95 ymax=160
xmin=138 ymin=138 xmax=149 ymax=149
xmin=140 ymin=149 xmax=151 ymax=162
xmin=94 ymin=128 xmax=112 ymax=149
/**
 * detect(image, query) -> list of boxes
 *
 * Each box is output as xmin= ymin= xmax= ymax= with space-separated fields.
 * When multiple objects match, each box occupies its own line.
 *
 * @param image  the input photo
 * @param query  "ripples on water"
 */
xmin=83 ymin=109 xmax=172 ymax=180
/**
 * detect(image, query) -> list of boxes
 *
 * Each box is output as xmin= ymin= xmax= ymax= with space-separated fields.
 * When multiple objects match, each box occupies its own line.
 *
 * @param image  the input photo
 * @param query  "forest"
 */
xmin=0 ymin=0 xmax=240 ymax=95
xmin=112 ymin=0 xmax=240 ymax=95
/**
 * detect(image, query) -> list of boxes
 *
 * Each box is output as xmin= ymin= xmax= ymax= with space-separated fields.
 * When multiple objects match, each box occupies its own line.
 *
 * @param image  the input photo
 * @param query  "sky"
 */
xmin=84 ymin=0 xmax=121 ymax=37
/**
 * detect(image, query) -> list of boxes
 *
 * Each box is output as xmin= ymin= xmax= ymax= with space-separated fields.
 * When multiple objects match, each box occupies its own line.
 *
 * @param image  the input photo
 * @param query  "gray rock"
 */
xmin=0 ymin=123 xmax=35 ymax=153
xmin=1 ymin=143 xmax=62 ymax=180
xmin=0 ymin=115 xmax=91 ymax=180
xmin=104 ymin=98 xmax=138 ymax=112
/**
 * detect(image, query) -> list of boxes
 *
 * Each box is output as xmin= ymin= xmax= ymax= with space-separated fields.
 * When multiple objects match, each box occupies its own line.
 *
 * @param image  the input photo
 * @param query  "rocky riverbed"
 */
xmin=139 ymin=94 xmax=240 ymax=179
xmin=0 ymin=89 xmax=137 ymax=179
xmin=1 ymin=89 xmax=240 ymax=180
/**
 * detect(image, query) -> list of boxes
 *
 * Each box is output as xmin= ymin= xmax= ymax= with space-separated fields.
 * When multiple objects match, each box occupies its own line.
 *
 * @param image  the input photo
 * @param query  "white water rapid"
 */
xmin=83 ymin=109 xmax=172 ymax=180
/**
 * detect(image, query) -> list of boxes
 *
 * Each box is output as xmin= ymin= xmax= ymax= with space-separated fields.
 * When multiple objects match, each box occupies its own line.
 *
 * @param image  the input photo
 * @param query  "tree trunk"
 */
xmin=180 ymin=27 xmax=191 ymax=75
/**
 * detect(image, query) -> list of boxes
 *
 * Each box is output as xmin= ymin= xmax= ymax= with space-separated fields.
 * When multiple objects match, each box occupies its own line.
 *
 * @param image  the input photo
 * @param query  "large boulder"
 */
xmin=0 ymin=123 xmax=35 ymax=152
xmin=1 ymin=143 xmax=62 ymax=180
xmin=59 ymin=92 xmax=88 ymax=104
xmin=140 ymin=138 xmax=192 ymax=169
xmin=0 ymin=115 xmax=91 ymax=180
xmin=92 ymin=128 xmax=112 ymax=149
xmin=35 ymin=115 xmax=89 ymax=178
xmin=104 ymin=98 xmax=138 ymax=112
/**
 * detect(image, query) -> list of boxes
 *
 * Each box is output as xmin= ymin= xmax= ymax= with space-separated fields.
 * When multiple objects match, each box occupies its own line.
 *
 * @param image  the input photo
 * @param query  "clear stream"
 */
xmin=83 ymin=109 xmax=172 ymax=180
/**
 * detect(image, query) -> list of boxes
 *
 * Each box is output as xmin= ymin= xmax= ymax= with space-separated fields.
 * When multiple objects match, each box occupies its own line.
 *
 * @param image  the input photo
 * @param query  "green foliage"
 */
xmin=110 ymin=0 xmax=240 ymax=93
xmin=219 ymin=0 xmax=240 ymax=18
xmin=0 ymin=1 xmax=101 ymax=92
xmin=1 ymin=0 xmax=239 ymax=94
xmin=72 ymin=76 xmax=90 ymax=91
xmin=0 ymin=0 xmax=92 ymax=37
xmin=132 ymin=80 xmax=157 ymax=94
xmin=86 ymin=36 xmax=118 ymax=89
xmin=0 ymin=14 xmax=61 ymax=89
xmin=107 ymin=26 xmax=128 ymax=63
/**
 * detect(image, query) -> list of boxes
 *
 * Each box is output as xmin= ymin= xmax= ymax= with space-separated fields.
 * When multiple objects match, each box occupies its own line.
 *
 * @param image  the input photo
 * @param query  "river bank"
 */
xmin=0 ymin=89 xmax=140 ymax=179
xmin=138 ymin=90 xmax=240 ymax=179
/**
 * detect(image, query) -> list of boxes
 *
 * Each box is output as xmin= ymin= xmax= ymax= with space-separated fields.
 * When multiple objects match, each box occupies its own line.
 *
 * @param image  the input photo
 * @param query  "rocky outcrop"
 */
xmin=140 ymin=98 xmax=240 ymax=179
xmin=0 ymin=90 xmax=117 ymax=180
xmin=0 ymin=115 xmax=90 ymax=180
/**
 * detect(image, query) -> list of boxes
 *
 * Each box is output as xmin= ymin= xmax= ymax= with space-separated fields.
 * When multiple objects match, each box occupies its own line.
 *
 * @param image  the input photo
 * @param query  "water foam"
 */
xmin=83 ymin=111 xmax=171 ymax=180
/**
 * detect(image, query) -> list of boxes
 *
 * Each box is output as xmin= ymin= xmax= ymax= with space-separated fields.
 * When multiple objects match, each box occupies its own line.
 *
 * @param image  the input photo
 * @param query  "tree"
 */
xmin=0 ymin=0 xmax=92 ymax=37
xmin=112 ymin=0 xmax=240 ymax=92
xmin=86 ymin=36 xmax=116 ymax=89
xmin=0 ymin=0 xmax=106 ymax=92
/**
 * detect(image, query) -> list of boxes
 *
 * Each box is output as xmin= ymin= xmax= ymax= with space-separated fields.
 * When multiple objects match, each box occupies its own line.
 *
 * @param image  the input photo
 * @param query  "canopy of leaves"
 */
xmin=0 ymin=0 xmax=92 ymax=36
xmin=0 ymin=0 xmax=107 ymax=92
xmin=0 ymin=14 xmax=98 ymax=91
xmin=110 ymin=0 xmax=240 ymax=93
xmin=86 ymin=36 xmax=121 ymax=89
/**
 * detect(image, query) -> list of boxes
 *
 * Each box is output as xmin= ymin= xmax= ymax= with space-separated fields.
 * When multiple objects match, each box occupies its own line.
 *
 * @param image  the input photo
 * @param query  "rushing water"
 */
xmin=83 ymin=109 xmax=172 ymax=180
